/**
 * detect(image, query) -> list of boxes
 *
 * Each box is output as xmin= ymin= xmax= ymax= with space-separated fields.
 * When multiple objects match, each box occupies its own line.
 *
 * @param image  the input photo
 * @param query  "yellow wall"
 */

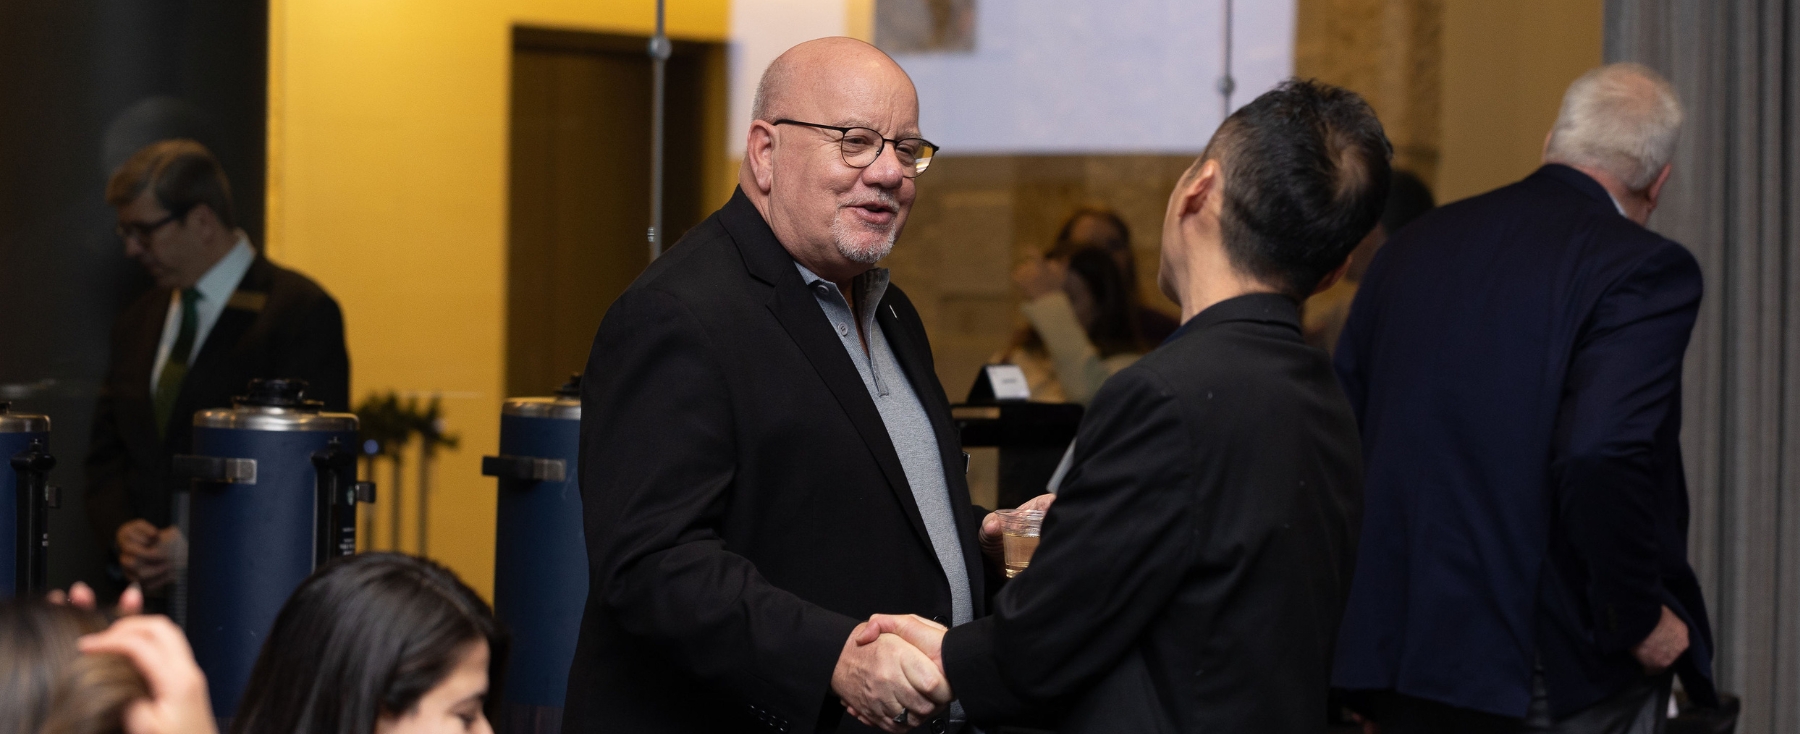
xmin=267 ymin=0 xmax=729 ymax=599
xmin=1436 ymin=0 xmax=1602 ymax=203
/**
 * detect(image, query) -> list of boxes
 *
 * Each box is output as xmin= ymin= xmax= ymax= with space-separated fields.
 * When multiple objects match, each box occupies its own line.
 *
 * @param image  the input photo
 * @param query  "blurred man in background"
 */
xmin=89 ymin=139 xmax=349 ymax=602
xmin=1331 ymin=63 xmax=1716 ymax=733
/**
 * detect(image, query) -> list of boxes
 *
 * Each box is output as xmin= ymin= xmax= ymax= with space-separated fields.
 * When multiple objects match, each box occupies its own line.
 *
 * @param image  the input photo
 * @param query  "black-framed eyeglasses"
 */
xmin=773 ymin=119 xmax=939 ymax=177
xmin=115 ymin=211 xmax=183 ymax=242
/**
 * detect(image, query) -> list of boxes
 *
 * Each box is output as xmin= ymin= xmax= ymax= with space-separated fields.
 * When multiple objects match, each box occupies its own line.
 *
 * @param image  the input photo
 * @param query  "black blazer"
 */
xmin=941 ymin=294 xmax=1363 ymax=734
xmin=84 ymin=254 xmax=350 ymax=540
xmin=1331 ymin=164 xmax=1716 ymax=718
xmin=562 ymin=189 xmax=986 ymax=734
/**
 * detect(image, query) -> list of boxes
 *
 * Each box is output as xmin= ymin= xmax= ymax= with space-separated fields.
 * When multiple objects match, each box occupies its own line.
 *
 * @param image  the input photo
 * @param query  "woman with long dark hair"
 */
xmin=231 ymin=553 xmax=505 ymax=734
xmin=995 ymin=244 xmax=1147 ymax=404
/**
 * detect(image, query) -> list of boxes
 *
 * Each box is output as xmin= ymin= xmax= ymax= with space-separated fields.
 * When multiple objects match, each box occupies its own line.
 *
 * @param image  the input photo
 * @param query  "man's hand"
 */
xmin=79 ymin=615 xmax=219 ymax=734
xmin=832 ymin=628 xmax=950 ymax=733
xmin=1013 ymin=256 xmax=1070 ymax=301
xmin=979 ymin=493 xmax=1057 ymax=572
xmin=117 ymin=521 xmax=184 ymax=592
xmin=1633 ymin=605 xmax=1689 ymax=673
xmin=852 ymin=614 xmax=947 ymax=666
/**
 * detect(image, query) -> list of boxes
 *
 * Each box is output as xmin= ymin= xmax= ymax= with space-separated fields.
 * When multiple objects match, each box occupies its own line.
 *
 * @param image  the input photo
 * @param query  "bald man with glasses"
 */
xmin=90 ymin=139 xmax=348 ymax=603
xmin=561 ymin=38 xmax=1001 ymax=734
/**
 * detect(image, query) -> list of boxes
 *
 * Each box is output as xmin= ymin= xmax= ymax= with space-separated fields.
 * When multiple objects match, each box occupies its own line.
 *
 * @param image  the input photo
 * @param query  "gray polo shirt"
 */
xmin=795 ymin=263 xmax=974 ymax=628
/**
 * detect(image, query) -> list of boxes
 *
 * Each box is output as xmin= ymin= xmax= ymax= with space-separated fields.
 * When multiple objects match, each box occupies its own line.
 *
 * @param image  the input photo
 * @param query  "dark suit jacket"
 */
xmin=1331 ymin=164 xmax=1717 ymax=718
xmin=941 ymin=294 xmax=1363 ymax=734
xmin=85 ymin=254 xmax=350 ymax=540
xmin=562 ymin=189 xmax=986 ymax=734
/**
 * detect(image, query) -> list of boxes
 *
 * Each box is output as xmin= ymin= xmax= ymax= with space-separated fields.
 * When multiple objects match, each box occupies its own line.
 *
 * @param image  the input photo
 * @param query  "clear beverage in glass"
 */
xmin=1000 ymin=509 xmax=1045 ymax=578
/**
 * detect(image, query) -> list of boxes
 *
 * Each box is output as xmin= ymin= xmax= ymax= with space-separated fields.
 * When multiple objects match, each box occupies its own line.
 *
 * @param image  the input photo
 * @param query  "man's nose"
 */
xmin=861 ymin=142 xmax=908 ymax=187
xmin=122 ymin=236 xmax=144 ymax=258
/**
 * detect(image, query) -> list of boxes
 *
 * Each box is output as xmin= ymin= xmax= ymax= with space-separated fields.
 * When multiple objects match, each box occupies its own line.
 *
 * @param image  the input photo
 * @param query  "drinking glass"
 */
xmin=999 ymin=509 xmax=1045 ymax=578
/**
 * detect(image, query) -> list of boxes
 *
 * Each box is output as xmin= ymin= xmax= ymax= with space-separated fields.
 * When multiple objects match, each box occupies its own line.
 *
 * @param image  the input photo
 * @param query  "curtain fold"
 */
xmin=1604 ymin=2 xmax=1800 ymax=733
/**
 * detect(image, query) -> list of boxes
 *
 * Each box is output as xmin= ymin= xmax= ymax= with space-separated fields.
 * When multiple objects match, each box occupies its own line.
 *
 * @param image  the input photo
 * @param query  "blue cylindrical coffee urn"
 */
xmin=483 ymin=375 xmax=586 ymax=734
xmin=176 ymin=379 xmax=363 ymax=720
xmin=1 ymin=402 xmax=53 ymax=598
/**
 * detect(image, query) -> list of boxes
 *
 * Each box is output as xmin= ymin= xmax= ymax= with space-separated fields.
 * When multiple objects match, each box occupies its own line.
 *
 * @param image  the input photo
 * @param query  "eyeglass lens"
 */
xmin=837 ymin=128 xmax=936 ymax=176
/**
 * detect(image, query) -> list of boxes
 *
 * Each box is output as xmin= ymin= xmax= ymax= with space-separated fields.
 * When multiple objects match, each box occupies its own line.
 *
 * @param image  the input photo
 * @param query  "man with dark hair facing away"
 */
xmin=90 ymin=139 xmax=349 ymax=601
xmin=854 ymin=79 xmax=1390 ymax=733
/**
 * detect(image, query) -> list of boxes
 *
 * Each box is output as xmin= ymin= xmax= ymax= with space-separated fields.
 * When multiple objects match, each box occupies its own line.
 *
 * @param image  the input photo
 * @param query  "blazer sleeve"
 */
xmin=942 ymin=366 xmax=1197 ymax=722
xmin=277 ymin=294 xmax=352 ymax=412
xmin=1552 ymin=241 xmax=1702 ymax=653
xmin=581 ymin=287 xmax=858 ymax=728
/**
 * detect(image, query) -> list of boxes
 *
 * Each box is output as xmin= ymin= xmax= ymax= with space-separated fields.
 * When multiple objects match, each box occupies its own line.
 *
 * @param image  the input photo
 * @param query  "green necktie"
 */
xmin=154 ymin=288 xmax=201 ymax=436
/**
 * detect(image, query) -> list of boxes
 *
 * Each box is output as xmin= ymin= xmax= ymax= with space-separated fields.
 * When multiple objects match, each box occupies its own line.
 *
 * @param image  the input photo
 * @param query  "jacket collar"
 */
xmin=718 ymin=187 xmax=799 ymax=289
xmin=1533 ymin=163 xmax=1616 ymax=208
xmin=1163 ymin=292 xmax=1302 ymax=346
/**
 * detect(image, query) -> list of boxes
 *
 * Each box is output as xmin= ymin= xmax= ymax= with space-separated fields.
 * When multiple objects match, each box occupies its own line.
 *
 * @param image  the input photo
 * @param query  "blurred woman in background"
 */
xmin=231 ymin=553 xmax=504 ymax=734
xmin=995 ymin=243 xmax=1147 ymax=405
xmin=1054 ymin=206 xmax=1180 ymax=344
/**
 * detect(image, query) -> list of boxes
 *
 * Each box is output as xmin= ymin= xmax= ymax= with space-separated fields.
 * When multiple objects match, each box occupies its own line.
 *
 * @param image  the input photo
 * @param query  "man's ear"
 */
xmin=1177 ymin=159 xmax=1219 ymax=222
xmin=1644 ymin=163 xmax=1673 ymax=210
xmin=1312 ymin=256 xmax=1352 ymax=296
xmin=183 ymin=204 xmax=222 ymax=236
xmin=745 ymin=121 xmax=778 ymax=194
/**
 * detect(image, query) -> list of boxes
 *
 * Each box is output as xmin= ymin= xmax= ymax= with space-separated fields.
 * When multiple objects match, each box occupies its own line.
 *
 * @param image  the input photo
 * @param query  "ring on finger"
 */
xmin=892 ymin=707 xmax=909 ymax=726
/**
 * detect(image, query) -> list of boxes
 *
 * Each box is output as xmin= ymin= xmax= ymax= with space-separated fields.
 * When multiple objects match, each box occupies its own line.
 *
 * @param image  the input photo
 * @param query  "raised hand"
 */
xmin=979 ymin=493 xmax=1056 ymax=571
xmin=79 ymin=615 xmax=218 ymax=734
xmin=1013 ymin=255 xmax=1070 ymax=301
xmin=832 ymin=628 xmax=951 ymax=733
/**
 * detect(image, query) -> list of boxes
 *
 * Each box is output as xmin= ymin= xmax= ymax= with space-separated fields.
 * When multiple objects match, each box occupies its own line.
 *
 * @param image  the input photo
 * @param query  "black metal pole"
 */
xmin=12 ymin=440 xmax=55 ymax=595
xmin=1218 ymin=0 xmax=1236 ymax=118
xmin=649 ymin=0 xmax=670 ymax=260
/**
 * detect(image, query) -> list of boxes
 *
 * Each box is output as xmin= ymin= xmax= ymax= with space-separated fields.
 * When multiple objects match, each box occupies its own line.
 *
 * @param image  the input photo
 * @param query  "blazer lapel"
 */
xmin=167 ymin=258 xmax=272 ymax=442
xmin=719 ymin=189 xmax=936 ymax=551
xmin=122 ymin=290 xmax=171 ymax=445
xmin=876 ymin=297 xmax=988 ymax=609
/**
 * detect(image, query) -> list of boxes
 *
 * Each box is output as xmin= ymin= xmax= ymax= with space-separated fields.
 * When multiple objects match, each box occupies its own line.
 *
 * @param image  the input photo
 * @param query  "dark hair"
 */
xmin=1054 ymin=207 xmax=1136 ymax=287
xmin=231 ymin=553 xmax=506 ymax=734
xmin=1055 ymin=207 xmax=1131 ymax=252
xmin=1381 ymin=168 xmax=1436 ymax=235
xmin=1202 ymin=79 xmax=1392 ymax=298
xmin=104 ymin=139 xmax=236 ymax=229
xmin=1063 ymin=246 xmax=1142 ymax=357
xmin=0 ymin=599 xmax=145 ymax=734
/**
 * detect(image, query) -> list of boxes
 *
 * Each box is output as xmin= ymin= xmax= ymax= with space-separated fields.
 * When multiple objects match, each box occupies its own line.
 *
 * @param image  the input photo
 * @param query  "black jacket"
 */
xmin=85 ymin=254 xmax=350 ymax=539
xmin=562 ymin=189 xmax=986 ymax=734
xmin=1331 ymin=164 xmax=1716 ymax=717
xmin=941 ymin=294 xmax=1363 ymax=733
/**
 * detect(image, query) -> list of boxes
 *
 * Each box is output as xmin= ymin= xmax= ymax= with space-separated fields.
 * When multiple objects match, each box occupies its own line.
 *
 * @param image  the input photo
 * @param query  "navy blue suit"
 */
xmin=1330 ymin=165 xmax=1717 ymax=720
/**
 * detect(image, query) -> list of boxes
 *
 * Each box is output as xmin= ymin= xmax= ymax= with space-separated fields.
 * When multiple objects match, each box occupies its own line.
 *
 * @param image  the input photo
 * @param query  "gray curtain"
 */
xmin=1604 ymin=2 xmax=1799 ymax=733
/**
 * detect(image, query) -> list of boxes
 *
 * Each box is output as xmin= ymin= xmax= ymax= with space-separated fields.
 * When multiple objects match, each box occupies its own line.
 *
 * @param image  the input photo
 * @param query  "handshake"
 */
xmin=828 ymin=493 xmax=1054 ymax=732
xmin=832 ymin=612 xmax=952 ymax=733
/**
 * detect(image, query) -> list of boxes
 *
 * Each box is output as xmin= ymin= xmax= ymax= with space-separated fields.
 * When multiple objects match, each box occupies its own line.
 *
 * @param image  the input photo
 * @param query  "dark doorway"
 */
xmin=506 ymin=28 xmax=721 ymax=399
xmin=0 ymin=0 xmax=267 ymax=597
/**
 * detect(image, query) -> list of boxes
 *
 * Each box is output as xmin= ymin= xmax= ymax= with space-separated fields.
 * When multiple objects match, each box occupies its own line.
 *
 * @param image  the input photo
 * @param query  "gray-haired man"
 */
xmin=1331 ymin=62 xmax=1717 ymax=734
